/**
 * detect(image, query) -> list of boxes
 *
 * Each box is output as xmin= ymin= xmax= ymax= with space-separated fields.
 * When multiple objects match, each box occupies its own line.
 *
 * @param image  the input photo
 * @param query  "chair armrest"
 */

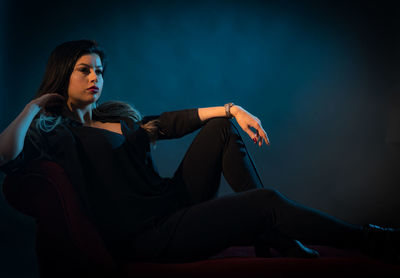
xmin=2 ymin=159 xmax=116 ymax=273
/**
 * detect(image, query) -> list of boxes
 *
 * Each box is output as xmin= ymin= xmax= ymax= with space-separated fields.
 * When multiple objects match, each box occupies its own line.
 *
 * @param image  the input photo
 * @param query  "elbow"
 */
xmin=0 ymin=150 xmax=18 ymax=167
xmin=0 ymin=154 xmax=9 ymax=167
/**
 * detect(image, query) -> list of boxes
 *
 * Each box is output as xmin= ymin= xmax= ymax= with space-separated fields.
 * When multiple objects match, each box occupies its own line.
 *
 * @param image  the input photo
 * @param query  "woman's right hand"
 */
xmin=27 ymin=93 xmax=66 ymax=114
xmin=0 ymin=94 xmax=66 ymax=164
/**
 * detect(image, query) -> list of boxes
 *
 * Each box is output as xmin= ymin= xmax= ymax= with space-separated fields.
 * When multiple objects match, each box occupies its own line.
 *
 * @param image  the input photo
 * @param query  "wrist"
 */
xmin=24 ymin=102 xmax=41 ymax=116
xmin=230 ymin=105 xmax=241 ymax=117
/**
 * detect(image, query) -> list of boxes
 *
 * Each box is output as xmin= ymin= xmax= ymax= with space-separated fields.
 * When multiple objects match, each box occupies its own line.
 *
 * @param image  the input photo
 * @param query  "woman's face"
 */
xmin=67 ymin=53 xmax=103 ymax=109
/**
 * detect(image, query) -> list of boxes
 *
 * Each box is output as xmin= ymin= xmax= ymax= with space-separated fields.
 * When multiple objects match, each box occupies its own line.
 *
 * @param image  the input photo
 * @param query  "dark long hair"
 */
xmin=35 ymin=40 xmax=107 ymax=99
xmin=33 ymin=40 xmax=159 ymax=142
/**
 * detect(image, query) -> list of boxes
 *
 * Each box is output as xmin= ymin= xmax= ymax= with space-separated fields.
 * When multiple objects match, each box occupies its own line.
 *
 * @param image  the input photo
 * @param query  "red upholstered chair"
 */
xmin=2 ymin=160 xmax=117 ymax=278
xmin=2 ymin=160 xmax=400 ymax=278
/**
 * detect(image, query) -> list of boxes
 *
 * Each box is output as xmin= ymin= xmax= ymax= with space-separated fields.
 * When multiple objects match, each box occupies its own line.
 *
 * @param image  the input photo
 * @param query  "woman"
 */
xmin=0 ymin=40 xmax=399 ymax=265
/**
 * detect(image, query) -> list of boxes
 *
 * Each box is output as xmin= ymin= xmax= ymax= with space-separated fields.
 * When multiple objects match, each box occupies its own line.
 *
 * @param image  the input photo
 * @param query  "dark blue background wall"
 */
xmin=1 ymin=1 xmax=400 ymax=277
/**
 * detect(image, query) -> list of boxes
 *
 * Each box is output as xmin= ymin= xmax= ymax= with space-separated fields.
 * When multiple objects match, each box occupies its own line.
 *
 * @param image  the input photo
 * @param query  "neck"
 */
xmin=67 ymin=102 xmax=95 ymax=126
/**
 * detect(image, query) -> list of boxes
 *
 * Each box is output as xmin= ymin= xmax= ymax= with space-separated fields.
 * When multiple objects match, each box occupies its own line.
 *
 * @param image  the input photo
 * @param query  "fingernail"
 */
xmin=253 ymin=138 xmax=257 ymax=143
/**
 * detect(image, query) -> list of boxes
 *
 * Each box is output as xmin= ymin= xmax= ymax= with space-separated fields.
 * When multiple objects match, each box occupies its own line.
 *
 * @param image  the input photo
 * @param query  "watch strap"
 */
xmin=224 ymin=102 xmax=234 ymax=118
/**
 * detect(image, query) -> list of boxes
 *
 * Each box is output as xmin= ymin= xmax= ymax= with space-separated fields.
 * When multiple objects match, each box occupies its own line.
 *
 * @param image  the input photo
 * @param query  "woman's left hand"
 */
xmin=232 ymin=105 xmax=270 ymax=147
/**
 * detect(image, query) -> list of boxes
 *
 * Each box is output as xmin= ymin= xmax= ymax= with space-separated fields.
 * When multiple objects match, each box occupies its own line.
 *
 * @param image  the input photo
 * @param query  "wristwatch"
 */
xmin=224 ymin=102 xmax=235 ymax=119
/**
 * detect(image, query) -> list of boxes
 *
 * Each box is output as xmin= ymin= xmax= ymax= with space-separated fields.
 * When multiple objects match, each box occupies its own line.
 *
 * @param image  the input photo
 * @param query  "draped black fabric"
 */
xmin=0 ymin=104 xmax=205 ymax=252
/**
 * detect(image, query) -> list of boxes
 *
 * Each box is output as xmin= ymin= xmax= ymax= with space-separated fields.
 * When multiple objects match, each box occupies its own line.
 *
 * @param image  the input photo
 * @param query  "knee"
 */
xmin=251 ymin=188 xmax=282 ymax=203
xmin=202 ymin=118 xmax=237 ymax=137
xmin=240 ymin=188 xmax=284 ymax=222
xmin=204 ymin=117 xmax=233 ymax=130
xmin=199 ymin=118 xmax=242 ymax=146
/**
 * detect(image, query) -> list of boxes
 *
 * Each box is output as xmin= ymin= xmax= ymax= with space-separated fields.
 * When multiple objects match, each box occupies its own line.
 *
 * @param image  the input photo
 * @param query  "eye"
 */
xmin=96 ymin=69 xmax=103 ymax=75
xmin=78 ymin=68 xmax=90 ymax=74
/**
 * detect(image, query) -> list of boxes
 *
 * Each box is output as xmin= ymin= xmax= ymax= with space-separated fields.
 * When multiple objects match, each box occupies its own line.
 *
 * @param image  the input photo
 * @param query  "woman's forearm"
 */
xmin=0 ymin=103 xmax=41 ymax=165
xmin=198 ymin=105 xmax=242 ymax=122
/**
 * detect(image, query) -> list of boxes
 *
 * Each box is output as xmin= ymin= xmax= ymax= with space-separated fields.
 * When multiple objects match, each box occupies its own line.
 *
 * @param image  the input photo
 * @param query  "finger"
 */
xmin=244 ymin=128 xmax=258 ymax=143
xmin=258 ymin=133 xmax=263 ymax=147
xmin=45 ymin=93 xmax=62 ymax=97
xmin=253 ymin=131 xmax=262 ymax=147
xmin=252 ymin=125 xmax=268 ymax=146
xmin=256 ymin=125 xmax=269 ymax=145
xmin=50 ymin=93 xmax=65 ymax=99
xmin=258 ymin=129 xmax=268 ymax=145
xmin=54 ymin=94 xmax=65 ymax=99
xmin=46 ymin=97 xmax=64 ymax=105
xmin=264 ymin=131 xmax=270 ymax=145
xmin=259 ymin=134 xmax=264 ymax=147
xmin=261 ymin=133 xmax=269 ymax=146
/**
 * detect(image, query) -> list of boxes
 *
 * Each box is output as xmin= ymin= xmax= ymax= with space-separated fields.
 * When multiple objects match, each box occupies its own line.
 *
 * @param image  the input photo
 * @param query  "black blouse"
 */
xmin=0 ymin=104 xmax=205 ymax=258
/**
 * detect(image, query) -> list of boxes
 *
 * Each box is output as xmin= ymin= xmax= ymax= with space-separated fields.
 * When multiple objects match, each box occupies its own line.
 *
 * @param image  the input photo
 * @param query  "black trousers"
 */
xmin=129 ymin=118 xmax=363 ymax=263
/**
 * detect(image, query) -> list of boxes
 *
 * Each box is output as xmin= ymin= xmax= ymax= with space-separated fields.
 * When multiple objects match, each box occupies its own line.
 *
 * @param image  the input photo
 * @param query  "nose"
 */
xmin=89 ymin=69 xmax=98 ymax=84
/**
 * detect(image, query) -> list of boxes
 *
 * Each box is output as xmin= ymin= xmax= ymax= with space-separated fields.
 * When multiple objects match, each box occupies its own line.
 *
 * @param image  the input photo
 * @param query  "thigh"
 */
xmin=172 ymin=118 xmax=263 ymax=206
xmin=172 ymin=118 xmax=229 ymax=204
xmin=154 ymin=188 xmax=278 ymax=263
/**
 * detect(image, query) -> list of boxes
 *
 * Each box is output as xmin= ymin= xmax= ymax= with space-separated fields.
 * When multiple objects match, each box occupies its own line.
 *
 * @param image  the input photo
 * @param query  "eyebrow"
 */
xmin=76 ymin=63 xmax=103 ymax=68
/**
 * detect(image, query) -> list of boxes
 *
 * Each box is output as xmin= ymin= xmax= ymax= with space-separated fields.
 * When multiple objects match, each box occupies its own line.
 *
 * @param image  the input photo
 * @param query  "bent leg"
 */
xmin=172 ymin=118 xmax=264 ymax=205
xmin=169 ymin=118 xmax=362 ymax=260
xmin=148 ymin=188 xmax=363 ymax=263
xmin=156 ymin=189 xmax=278 ymax=263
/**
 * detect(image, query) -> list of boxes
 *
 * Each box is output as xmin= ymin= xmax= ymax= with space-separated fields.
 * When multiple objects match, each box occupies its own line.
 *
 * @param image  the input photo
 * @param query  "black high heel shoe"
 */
xmin=276 ymin=239 xmax=320 ymax=258
xmin=254 ymin=230 xmax=320 ymax=259
xmin=362 ymin=224 xmax=400 ymax=264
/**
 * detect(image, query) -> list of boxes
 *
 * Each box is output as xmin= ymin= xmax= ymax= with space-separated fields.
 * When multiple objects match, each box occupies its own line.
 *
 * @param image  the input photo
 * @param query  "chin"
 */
xmin=87 ymin=95 xmax=98 ymax=103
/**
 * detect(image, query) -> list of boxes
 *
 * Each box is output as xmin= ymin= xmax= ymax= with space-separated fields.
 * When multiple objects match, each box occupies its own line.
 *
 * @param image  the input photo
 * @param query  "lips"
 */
xmin=87 ymin=86 xmax=99 ymax=92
